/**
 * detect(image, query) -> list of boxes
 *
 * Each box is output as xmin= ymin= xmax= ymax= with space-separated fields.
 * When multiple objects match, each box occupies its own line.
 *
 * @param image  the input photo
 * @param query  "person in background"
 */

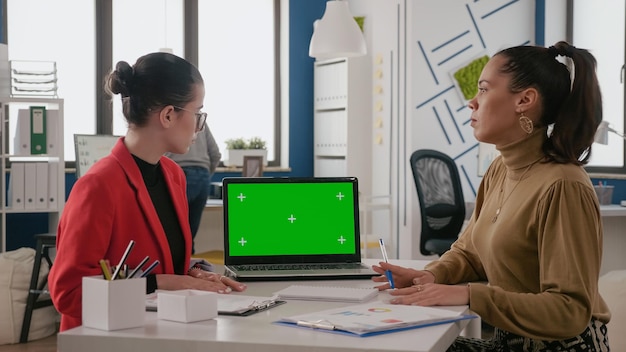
xmin=49 ymin=52 xmax=246 ymax=332
xmin=372 ymin=41 xmax=610 ymax=351
xmin=166 ymin=123 xmax=221 ymax=254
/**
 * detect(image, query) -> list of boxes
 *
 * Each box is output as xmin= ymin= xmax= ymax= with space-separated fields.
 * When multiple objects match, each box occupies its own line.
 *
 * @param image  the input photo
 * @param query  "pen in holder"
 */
xmin=82 ymin=276 xmax=146 ymax=330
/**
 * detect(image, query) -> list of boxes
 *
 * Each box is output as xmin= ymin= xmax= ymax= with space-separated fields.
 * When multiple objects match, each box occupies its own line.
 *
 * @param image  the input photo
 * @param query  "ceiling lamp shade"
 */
xmin=595 ymin=120 xmax=626 ymax=145
xmin=309 ymin=0 xmax=366 ymax=60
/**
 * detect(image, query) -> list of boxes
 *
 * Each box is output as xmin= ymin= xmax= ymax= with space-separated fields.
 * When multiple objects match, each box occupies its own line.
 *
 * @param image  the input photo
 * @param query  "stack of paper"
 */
xmin=276 ymin=303 xmax=477 ymax=337
xmin=146 ymin=292 xmax=285 ymax=316
xmin=274 ymin=285 xmax=378 ymax=303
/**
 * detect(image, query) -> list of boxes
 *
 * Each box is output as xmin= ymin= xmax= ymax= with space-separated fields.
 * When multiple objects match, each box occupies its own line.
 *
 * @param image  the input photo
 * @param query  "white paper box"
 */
xmin=157 ymin=289 xmax=217 ymax=323
xmin=82 ymin=276 xmax=146 ymax=331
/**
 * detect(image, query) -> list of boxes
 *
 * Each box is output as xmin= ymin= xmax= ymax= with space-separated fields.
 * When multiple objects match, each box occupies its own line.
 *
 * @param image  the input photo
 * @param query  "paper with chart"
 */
xmin=276 ymin=302 xmax=476 ymax=336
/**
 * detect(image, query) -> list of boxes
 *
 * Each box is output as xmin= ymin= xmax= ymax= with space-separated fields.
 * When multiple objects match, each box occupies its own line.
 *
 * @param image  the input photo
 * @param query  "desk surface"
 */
xmin=600 ymin=204 xmax=626 ymax=217
xmin=58 ymin=260 xmax=473 ymax=352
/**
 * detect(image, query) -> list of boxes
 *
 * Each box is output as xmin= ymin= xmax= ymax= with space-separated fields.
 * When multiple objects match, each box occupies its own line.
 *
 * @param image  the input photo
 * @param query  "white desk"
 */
xmin=195 ymin=200 xmax=224 ymax=254
xmin=599 ymin=204 xmax=626 ymax=217
xmin=57 ymin=260 xmax=478 ymax=352
xmin=599 ymin=205 xmax=626 ymax=275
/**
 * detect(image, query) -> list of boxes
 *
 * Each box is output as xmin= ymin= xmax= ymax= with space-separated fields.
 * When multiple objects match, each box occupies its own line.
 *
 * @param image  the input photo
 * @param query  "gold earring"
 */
xmin=519 ymin=113 xmax=533 ymax=134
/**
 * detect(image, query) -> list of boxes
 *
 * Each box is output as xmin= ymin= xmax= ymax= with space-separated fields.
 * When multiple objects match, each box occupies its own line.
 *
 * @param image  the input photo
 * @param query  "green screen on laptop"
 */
xmin=224 ymin=178 xmax=358 ymax=257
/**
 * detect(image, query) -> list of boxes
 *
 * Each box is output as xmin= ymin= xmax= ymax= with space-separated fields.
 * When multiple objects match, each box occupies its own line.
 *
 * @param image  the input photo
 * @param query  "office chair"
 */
xmin=409 ymin=150 xmax=465 ymax=256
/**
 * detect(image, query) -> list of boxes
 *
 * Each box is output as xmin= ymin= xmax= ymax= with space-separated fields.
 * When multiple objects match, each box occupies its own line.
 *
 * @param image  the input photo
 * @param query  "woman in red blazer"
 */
xmin=49 ymin=52 xmax=246 ymax=331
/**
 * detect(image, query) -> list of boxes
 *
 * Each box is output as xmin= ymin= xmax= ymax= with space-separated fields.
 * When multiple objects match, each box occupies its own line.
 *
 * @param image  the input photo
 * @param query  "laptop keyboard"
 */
xmin=232 ymin=263 xmax=366 ymax=271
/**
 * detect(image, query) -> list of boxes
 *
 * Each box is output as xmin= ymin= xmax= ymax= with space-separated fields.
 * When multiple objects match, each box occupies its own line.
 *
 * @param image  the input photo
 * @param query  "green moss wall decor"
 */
xmin=452 ymin=55 xmax=489 ymax=101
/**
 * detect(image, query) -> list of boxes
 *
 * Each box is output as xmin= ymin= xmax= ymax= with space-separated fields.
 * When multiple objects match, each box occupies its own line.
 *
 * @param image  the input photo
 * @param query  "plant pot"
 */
xmin=224 ymin=149 xmax=268 ymax=167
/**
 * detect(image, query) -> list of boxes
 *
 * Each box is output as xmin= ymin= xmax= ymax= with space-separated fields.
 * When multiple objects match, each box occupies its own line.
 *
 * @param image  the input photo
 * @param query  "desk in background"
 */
xmin=195 ymin=199 xmax=224 ymax=254
xmin=57 ymin=260 xmax=479 ymax=352
xmin=599 ymin=205 xmax=626 ymax=275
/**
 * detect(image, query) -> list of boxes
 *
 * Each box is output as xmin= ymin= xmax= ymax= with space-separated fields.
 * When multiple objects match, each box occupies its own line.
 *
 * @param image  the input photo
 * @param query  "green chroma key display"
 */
xmin=226 ymin=182 xmax=356 ymax=256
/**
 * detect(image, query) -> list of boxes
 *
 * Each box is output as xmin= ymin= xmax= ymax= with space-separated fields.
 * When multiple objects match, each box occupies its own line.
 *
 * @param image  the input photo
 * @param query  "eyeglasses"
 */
xmin=172 ymin=105 xmax=207 ymax=131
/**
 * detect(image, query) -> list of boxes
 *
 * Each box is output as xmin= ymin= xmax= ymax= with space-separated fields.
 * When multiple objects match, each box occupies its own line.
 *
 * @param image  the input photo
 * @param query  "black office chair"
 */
xmin=409 ymin=150 xmax=465 ymax=256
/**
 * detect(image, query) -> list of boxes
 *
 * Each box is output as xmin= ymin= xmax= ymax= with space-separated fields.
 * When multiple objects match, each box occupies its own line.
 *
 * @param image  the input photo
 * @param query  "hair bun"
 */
xmin=113 ymin=61 xmax=134 ymax=97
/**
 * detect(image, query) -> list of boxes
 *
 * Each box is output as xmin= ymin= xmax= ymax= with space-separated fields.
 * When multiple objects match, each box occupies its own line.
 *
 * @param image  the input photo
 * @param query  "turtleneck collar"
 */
xmin=496 ymin=127 xmax=547 ymax=172
xmin=132 ymin=154 xmax=161 ymax=187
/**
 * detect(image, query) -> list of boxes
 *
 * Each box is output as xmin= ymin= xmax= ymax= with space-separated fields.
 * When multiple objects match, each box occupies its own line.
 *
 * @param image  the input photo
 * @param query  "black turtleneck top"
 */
xmin=132 ymin=155 xmax=186 ymax=291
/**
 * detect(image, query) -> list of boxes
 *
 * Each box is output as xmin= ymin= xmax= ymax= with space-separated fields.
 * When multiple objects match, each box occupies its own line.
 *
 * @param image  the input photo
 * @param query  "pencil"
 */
xmin=99 ymin=259 xmax=112 ymax=280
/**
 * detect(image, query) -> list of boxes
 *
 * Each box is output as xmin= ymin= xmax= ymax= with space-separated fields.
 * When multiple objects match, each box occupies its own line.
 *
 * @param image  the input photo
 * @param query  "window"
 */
xmin=111 ymin=0 xmax=184 ymax=137
xmin=197 ymin=0 xmax=277 ymax=164
xmin=6 ymin=0 xmax=96 ymax=162
xmin=572 ymin=2 xmax=626 ymax=173
xmin=6 ymin=0 xmax=281 ymax=167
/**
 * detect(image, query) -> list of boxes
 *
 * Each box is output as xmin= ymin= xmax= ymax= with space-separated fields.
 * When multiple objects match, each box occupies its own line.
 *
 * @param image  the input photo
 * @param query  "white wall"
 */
xmin=351 ymin=0 xmax=547 ymax=259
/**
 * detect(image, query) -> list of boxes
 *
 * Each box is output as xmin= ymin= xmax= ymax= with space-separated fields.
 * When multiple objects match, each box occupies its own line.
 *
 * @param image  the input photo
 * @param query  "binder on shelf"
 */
xmin=14 ymin=108 xmax=59 ymax=156
xmin=30 ymin=106 xmax=47 ymax=154
xmin=8 ymin=162 xmax=25 ymax=209
xmin=14 ymin=110 xmax=30 ymax=155
xmin=35 ymin=162 xmax=48 ymax=209
xmin=23 ymin=163 xmax=37 ymax=209
xmin=47 ymin=162 xmax=58 ymax=209
xmin=45 ymin=110 xmax=59 ymax=156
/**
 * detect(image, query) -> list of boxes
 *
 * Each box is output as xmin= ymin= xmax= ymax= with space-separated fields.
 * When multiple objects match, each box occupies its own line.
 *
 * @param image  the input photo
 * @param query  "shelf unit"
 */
xmin=313 ymin=57 xmax=391 ymax=256
xmin=313 ymin=57 xmax=372 ymax=194
xmin=0 ymin=97 xmax=65 ymax=252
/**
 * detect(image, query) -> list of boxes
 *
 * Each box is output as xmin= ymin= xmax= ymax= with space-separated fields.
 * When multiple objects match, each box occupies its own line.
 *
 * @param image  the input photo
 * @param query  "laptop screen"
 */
xmin=223 ymin=177 xmax=362 ymax=265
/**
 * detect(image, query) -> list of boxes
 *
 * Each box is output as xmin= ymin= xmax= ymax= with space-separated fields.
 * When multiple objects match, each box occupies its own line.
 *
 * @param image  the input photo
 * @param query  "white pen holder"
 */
xmin=82 ymin=276 xmax=146 ymax=330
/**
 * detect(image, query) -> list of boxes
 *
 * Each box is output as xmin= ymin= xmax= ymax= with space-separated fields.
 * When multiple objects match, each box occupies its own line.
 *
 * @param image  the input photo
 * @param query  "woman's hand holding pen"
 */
xmin=385 ymin=283 xmax=470 ymax=307
xmin=371 ymin=263 xmax=469 ymax=306
xmin=157 ymin=272 xmax=247 ymax=294
xmin=371 ymin=262 xmax=435 ymax=290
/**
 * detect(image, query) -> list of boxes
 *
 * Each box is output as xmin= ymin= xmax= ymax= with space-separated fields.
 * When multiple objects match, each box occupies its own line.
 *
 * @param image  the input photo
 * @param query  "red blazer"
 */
xmin=49 ymin=138 xmax=192 ymax=331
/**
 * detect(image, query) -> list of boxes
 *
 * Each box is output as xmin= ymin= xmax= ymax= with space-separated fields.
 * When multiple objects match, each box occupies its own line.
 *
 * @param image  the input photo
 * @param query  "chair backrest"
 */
xmin=409 ymin=149 xmax=465 ymax=256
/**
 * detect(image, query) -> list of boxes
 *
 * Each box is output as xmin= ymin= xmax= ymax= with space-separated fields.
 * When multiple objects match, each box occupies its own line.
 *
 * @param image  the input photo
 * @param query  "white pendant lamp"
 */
xmin=309 ymin=0 xmax=366 ymax=60
xmin=595 ymin=120 xmax=626 ymax=145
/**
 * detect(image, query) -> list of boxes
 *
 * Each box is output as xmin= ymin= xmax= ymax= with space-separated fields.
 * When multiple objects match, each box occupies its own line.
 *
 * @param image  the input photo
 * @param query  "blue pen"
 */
xmin=378 ymin=239 xmax=395 ymax=289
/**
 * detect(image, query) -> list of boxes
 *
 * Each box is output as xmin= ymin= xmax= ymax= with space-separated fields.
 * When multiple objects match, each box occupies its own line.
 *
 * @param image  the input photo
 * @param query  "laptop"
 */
xmin=222 ymin=176 xmax=378 ymax=281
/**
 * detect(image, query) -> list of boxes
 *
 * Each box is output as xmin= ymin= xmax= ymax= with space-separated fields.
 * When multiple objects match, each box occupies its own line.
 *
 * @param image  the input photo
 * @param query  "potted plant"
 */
xmin=224 ymin=137 xmax=268 ymax=167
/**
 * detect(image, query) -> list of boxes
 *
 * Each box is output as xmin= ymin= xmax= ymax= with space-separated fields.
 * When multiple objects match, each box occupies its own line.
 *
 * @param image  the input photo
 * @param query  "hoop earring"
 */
xmin=519 ymin=113 xmax=534 ymax=134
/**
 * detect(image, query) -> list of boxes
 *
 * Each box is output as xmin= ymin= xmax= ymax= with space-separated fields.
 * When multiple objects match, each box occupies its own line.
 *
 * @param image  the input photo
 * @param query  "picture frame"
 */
xmin=242 ymin=155 xmax=264 ymax=177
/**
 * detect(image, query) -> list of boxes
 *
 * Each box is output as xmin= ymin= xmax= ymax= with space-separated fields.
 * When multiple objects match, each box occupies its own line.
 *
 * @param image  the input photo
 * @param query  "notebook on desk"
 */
xmin=222 ymin=176 xmax=378 ymax=281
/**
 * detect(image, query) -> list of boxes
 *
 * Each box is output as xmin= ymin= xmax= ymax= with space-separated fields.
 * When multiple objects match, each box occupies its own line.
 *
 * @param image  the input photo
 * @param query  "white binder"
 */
xmin=48 ymin=162 xmax=59 ymax=209
xmin=14 ymin=110 xmax=30 ymax=155
xmin=45 ymin=110 xmax=60 ymax=156
xmin=24 ymin=163 xmax=37 ymax=209
xmin=8 ymin=162 xmax=25 ymax=209
xmin=35 ymin=162 xmax=48 ymax=209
